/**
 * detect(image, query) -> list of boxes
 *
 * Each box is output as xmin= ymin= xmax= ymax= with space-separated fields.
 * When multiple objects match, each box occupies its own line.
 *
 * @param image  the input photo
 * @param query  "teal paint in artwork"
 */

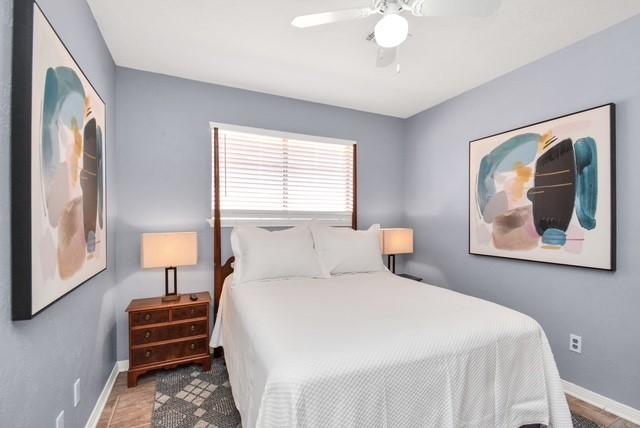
xmin=575 ymin=137 xmax=598 ymax=230
xmin=542 ymin=228 xmax=567 ymax=246
xmin=41 ymin=68 xmax=60 ymax=182
xmin=87 ymin=230 xmax=96 ymax=253
xmin=494 ymin=134 xmax=540 ymax=173
xmin=42 ymin=67 xmax=86 ymax=181
xmin=477 ymin=133 xmax=540 ymax=215
xmin=42 ymin=67 xmax=86 ymax=226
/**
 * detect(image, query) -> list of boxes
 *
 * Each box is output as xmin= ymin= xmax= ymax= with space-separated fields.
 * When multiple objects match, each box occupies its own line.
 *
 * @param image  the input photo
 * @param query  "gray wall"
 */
xmin=114 ymin=67 xmax=406 ymax=359
xmin=403 ymin=14 xmax=640 ymax=409
xmin=0 ymin=0 xmax=117 ymax=426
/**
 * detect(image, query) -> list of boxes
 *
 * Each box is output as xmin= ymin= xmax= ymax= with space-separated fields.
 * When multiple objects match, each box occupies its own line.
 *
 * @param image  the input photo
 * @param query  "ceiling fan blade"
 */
xmin=292 ymin=8 xmax=374 ymax=28
xmin=413 ymin=0 xmax=501 ymax=17
xmin=376 ymin=47 xmax=397 ymax=68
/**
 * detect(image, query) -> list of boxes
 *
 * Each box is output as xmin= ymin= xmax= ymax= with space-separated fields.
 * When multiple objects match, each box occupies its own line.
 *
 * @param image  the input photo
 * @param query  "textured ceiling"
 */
xmin=87 ymin=0 xmax=640 ymax=118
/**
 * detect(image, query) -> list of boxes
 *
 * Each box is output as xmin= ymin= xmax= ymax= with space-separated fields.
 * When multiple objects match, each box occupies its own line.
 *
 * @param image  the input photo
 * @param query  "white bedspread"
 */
xmin=211 ymin=272 xmax=571 ymax=428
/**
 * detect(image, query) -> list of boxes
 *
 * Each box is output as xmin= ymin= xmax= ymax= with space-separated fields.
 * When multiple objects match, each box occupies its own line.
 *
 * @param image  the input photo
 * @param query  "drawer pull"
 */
xmin=190 ymin=325 xmax=196 ymax=332
xmin=145 ymin=350 xmax=152 ymax=358
xmin=144 ymin=331 xmax=151 ymax=339
xmin=144 ymin=313 xmax=151 ymax=321
xmin=190 ymin=343 xmax=196 ymax=350
xmin=190 ymin=308 xmax=196 ymax=316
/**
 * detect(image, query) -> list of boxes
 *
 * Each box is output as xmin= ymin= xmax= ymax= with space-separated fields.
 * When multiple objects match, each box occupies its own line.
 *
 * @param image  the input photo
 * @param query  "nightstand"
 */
xmin=397 ymin=273 xmax=423 ymax=282
xmin=126 ymin=292 xmax=211 ymax=387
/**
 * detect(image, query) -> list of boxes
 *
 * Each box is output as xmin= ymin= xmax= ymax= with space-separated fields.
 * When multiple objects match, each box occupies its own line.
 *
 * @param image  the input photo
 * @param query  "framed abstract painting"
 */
xmin=11 ymin=2 xmax=107 ymax=320
xmin=469 ymin=104 xmax=615 ymax=271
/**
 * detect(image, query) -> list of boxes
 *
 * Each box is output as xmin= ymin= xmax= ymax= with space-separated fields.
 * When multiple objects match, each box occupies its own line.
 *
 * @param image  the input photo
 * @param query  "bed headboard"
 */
xmin=212 ymin=127 xmax=358 ymax=320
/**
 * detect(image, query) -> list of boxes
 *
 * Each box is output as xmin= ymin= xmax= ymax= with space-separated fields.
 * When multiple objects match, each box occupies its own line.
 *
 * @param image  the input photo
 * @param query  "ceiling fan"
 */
xmin=292 ymin=0 xmax=501 ymax=70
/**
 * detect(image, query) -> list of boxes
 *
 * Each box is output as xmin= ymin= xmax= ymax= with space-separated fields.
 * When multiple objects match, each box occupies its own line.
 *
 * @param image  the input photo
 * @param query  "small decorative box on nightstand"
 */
xmin=126 ymin=292 xmax=211 ymax=387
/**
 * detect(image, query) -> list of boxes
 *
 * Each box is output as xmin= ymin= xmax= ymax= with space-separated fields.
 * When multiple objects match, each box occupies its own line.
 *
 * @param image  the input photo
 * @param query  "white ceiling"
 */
xmin=87 ymin=0 xmax=640 ymax=118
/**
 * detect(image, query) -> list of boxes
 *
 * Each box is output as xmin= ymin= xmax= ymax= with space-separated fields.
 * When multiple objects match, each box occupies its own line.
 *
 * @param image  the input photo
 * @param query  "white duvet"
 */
xmin=211 ymin=272 xmax=571 ymax=428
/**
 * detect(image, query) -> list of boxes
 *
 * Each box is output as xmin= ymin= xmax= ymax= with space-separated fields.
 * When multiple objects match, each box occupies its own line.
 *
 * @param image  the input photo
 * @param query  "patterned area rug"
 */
xmin=152 ymin=358 xmax=241 ymax=428
xmin=572 ymin=413 xmax=601 ymax=428
xmin=152 ymin=357 xmax=599 ymax=428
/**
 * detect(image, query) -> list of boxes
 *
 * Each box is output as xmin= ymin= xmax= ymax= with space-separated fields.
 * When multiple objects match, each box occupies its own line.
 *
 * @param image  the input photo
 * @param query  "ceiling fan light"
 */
xmin=374 ymin=14 xmax=408 ymax=48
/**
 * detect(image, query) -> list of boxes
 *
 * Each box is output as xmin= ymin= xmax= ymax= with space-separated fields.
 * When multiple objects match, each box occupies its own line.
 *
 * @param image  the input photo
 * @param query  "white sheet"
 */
xmin=212 ymin=272 xmax=571 ymax=428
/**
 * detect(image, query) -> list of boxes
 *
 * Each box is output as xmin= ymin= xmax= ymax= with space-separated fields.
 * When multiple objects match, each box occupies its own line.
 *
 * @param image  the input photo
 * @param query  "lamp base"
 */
xmin=163 ymin=267 xmax=179 ymax=302
xmin=387 ymin=254 xmax=396 ymax=273
xmin=161 ymin=294 xmax=181 ymax=303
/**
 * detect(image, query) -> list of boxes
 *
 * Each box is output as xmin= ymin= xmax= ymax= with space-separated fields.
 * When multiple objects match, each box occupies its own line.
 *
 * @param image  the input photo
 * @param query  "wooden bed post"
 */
xmin=352 ymin=143 xmax=357 ymax=230
xmin=213 ymin=127 xmax=222 ymax=322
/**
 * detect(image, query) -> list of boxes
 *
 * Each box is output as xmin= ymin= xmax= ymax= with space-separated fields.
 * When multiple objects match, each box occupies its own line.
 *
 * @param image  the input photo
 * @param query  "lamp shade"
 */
xmin=381 ymin=228 xmax=413 ymax=255
xmin=141 ymin=232 xmax=198 ymax=268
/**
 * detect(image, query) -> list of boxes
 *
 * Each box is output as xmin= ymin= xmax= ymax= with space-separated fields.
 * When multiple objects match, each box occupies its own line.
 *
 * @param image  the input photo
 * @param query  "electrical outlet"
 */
xmin=56 ymin=411 xmax=64 ymax=428
xmin=74 ymin=378 xmax=80 ymax=407
xmin=570 ymin=334 xmax=582 ymax=353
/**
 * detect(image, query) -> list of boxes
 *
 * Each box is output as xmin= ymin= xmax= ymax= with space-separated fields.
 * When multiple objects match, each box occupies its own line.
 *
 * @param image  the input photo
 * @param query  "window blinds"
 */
xmin=212 ymin=125 xmax=355 ymax=226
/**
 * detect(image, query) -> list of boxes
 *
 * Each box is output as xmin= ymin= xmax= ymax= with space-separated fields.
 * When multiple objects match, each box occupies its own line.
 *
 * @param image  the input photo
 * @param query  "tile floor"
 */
xmin=97 ymin=373 xmax=155 ymax=428
xmin=566 ymin=395 xmax=639 ymax=428
xmin=98 ymin=371 xmax=638 ymax=428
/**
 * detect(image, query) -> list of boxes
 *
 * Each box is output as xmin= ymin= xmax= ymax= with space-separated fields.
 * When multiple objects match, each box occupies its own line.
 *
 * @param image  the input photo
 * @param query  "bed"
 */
xmin=211 ymin=267 xmax=571 ymax=428
xmin=209 ymin=131 xmax=570 ymax=427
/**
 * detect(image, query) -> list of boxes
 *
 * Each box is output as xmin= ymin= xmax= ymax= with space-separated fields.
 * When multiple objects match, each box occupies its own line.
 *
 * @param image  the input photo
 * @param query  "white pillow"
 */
xmin=310 ymin=223 xmax=386 ymax=275
xmin=230 ymin=224 xmax=327 ymax=285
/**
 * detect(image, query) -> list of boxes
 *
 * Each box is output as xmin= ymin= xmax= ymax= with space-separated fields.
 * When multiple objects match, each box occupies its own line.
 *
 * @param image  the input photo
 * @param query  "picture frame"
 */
xmin=468 ymin=104 xmax=615 ymax=271
xmin=11 ymin=1 xmax=107 ymax=320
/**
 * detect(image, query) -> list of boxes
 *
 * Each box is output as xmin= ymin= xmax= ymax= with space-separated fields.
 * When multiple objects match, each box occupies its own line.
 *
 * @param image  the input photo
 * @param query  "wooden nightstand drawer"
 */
xmin=131 ymin=320 xmax=208 ymax=346
xmin=130 ymin=309 xmax=169 ymax=326
xmin=172 ymin=304 xmax=207 ymax=321
xmin=131 ymin=338 xmax=209 ymax=367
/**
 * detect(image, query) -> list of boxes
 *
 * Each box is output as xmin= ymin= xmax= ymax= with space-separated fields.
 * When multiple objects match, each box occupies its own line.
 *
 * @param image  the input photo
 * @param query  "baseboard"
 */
xmin=563 ymin=379 xmax=640 ymax=424
xmin=117 ymin=359 xmax=129 ymax=372
xmin=85 ymin=362 xmax=120 ymax=428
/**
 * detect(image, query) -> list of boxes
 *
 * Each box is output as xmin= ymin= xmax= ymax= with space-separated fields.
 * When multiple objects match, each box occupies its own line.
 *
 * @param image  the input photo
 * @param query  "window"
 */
xmin=211 ymin=123 xmax=356 ymax=226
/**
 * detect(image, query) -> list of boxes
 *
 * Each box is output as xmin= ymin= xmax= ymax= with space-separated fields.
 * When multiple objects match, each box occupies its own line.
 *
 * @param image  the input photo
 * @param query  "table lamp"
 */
xmin=381 ymin=228 xmax=413 ymax=273
xmin=141 ymin=232 xmax=198 ymax=302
